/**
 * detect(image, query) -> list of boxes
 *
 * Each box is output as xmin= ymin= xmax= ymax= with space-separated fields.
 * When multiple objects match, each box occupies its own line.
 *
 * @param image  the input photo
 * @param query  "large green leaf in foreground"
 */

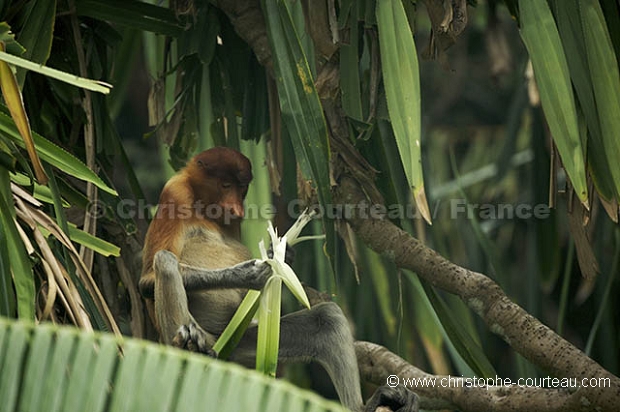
xmin=0 ymin=318 xmax=348 ymax=412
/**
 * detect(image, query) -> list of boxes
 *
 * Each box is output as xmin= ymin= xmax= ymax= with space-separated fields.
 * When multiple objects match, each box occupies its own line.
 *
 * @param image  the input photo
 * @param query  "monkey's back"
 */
xmin=180 ymin=225 xmax=251 ymax=335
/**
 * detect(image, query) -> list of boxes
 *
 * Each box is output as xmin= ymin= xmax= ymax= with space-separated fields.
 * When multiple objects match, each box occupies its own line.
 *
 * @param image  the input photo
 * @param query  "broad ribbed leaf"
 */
xmin=364 ymin=248 xmax=396 ymax=336
xmin=0 ymin=319 xmax=348 ymax=412
xmin=0 ymin=323 xmax=28 ymax=410
xmin=519 ymin=0 xmax=588 ymax=206
xmin=376 ymin=0 xmax=430 ymax=223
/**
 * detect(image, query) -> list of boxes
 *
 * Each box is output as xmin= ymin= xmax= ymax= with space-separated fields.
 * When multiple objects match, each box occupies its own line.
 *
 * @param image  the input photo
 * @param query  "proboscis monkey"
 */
xmin=139 ymin=147 xmax=418 ymax=412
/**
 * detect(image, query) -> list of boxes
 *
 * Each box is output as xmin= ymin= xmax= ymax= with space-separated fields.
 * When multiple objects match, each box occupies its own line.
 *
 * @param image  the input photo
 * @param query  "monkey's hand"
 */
xmin=231 ymin=259 xmax=273 ymax=290
xmin=173 ymin=318 xmax=217 ymax=357
xmin=179 ymin=259 xmax=272 ymax=291
xmin=364 ymin=385 xmax=419 ymax=412
xmin=267 ymin=244 xmax=296 ymax=266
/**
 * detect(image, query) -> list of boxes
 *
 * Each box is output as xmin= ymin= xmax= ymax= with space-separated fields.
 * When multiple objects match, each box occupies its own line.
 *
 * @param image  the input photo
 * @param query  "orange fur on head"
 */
xmin=141 ymin=147 xmax=253 ymax=276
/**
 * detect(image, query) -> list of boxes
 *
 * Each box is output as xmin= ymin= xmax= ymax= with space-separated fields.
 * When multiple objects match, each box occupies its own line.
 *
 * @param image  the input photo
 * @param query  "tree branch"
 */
xmin=336 ymin=176 xmax=620 ymax=411
xmin=355 ymin=341 xmax=581 ymax=412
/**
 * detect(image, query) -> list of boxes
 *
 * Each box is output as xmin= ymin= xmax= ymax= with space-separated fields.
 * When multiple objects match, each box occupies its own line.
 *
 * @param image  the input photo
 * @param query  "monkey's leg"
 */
xmin=152 ymin=251 xmax=216 ymax=351
xmin=230 ymin=302 xmax=365 ymax=412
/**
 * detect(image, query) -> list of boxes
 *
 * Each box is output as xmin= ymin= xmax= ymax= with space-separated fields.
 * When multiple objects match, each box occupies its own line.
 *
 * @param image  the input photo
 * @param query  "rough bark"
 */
xmin=338 ymin=175 xmax=620 ymax=411
xmin=355 ymin=341 xmax=582 ymax=412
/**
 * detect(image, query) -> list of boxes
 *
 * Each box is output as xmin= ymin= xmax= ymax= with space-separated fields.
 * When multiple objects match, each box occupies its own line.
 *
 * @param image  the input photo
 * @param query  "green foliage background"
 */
xmin=0 ymin=0 xmax=618 ymax=409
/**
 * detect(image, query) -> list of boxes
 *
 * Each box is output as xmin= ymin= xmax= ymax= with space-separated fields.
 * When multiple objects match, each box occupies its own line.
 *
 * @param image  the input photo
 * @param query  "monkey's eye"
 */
xmin=221 ymin=182 xmax=232 ymax=189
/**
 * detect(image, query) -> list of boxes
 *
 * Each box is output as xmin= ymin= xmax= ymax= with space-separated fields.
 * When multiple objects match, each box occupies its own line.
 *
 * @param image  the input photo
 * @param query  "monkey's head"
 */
xmin=186 ymin=147 xmax=253 ymax=224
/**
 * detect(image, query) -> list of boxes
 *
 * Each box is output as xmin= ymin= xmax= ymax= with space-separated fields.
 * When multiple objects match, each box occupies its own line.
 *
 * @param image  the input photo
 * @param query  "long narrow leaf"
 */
xmin=519 ymin=0 xmax=588 ymax=206
xmin=554 ymin=0 xmax=617 ymax=211
xmin=76 ymin=0 xmax=183 ymax=37
xmin=580 ymin=0 xmax=620 ymax=200
xmin=0 ymin=170 xmax=34 ymax=320
xmin=212 ymin=290 xmax=261 ymax=359
xmin=340 ymin=1 xmax=363 ymax=121
xmin=15 ymin=0 xmax=56 ymax=86
xmin=262 ymin=0 xmax=335 ymax=263
xmin=0 ymin=111 xmax=117 ymax=195
xmin=0 ymin=51 xmax=111 ymax=94
xmin=376 ymin=0 xmax=430 ymax=223
xmin=256 ymin=276 xmax=282 ymax=377
xmin=0 ymin=44 xmax=47 ymax=184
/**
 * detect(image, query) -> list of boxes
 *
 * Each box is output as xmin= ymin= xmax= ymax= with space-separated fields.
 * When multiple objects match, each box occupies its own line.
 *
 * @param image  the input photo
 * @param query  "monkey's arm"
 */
xmin=139 ymin=250 xmax=272 ymax=298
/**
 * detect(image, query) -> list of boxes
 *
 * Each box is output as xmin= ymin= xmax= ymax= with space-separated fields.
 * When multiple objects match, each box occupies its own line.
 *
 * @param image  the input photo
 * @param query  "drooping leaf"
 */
xmin=262 ymin=0 xmax=335 ymax=263
xmin=376 ymin=0 xmax=430 ymax=223
xmin=0 ymin=43 xmax=47 ymax=184
xmin=519 ymin=0 xmax=588 ymax=206
xmin=553 ymin=0 xmax=617 ymax=213
xmin=0 ymin=110 xmax=117 ymax=195
xmin=579 ymin=0 xmax=620 ymax=201
xmin=36 ymin=223 xmax=121 ymax=257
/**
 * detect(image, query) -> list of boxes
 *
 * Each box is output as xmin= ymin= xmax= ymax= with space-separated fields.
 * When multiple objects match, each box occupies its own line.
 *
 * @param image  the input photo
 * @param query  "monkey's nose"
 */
xmin=229 ymin=204 xmax=245 ymax=218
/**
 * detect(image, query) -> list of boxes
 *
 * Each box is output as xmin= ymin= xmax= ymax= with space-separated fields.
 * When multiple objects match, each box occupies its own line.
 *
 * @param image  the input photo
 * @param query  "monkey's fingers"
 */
xmin=267 ymin=243 xmax=296 ymax=266
xmin=172 ymin=325 xmax=191 ymax=349
xmin=240 ymin=260 xmax=273 ymax=290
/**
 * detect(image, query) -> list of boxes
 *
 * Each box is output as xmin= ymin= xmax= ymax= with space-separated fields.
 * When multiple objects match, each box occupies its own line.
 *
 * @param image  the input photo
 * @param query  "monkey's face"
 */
xmin=189 ymin=147 xmax=253 ymax=225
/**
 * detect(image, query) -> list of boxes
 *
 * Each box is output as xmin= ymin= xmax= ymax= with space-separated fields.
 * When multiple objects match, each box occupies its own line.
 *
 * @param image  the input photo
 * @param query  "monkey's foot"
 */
xmin=364 ymin=385 xmax=419 ymax=412
xmin=173 ymin=320 xmax=216 ymax=357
